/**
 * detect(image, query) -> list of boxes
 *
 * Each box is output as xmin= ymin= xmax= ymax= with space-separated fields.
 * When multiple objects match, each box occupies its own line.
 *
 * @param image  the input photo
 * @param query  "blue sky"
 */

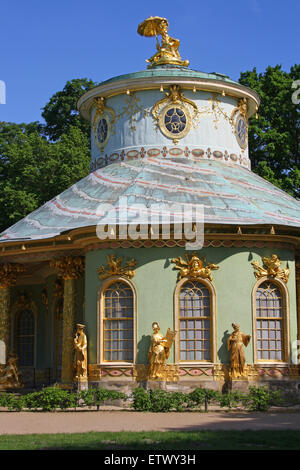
xmin=0 ymin=0 xmax=299 ymax=124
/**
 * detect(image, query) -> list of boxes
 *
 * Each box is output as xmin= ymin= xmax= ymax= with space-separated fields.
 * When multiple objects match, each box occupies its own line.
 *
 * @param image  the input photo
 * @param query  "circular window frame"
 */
xmin=158 ymin=103 xmax=192 ymax=141
xmin=234 ymin=112 xmax=248 ymax=149
xmin=94 ymin=112 xmax=112 ymax=151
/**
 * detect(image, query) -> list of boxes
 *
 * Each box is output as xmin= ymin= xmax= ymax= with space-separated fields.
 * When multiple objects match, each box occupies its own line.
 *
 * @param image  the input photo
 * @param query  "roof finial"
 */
xmin=137 ymin=16 xmax=189 ymax=68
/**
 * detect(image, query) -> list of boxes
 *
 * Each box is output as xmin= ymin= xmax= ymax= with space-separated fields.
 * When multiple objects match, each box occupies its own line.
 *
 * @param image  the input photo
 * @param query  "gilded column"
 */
xmin=0 ymin=263 xmax=25 ymax=362
xmin=296 ymin=259 xmax=300 ymax=341
xmin=50 ymin=257 xmax=85 ymax=384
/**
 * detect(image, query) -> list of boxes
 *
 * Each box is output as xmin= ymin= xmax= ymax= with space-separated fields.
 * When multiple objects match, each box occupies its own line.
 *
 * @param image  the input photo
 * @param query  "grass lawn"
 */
xmin=0 ymin=430 xmax=300 ymax=450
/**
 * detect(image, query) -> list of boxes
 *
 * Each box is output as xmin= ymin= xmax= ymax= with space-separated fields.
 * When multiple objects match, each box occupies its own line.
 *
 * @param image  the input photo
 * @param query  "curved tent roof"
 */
xmin=0 ymin=158 xmax=299 ymax=243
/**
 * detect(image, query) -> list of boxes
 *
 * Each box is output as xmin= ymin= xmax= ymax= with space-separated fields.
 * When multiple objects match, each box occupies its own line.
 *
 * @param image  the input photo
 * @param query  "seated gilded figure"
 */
xmin=138 ymin=17 xmax=189 ymax=68
xmin=0 ymin=353 xmax=23 ymax=389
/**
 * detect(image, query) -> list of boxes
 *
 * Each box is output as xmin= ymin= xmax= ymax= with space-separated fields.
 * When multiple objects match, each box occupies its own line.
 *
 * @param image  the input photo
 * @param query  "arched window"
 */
xmin=16 ymin=309 xmax=35 ymax=367
xmin=100 ymin=280 xmax=135 ymax=363
xmin=177 ymin=280 xmax=213 ymax=362
xmin=254 ymin=281 xmax=287 ymax=362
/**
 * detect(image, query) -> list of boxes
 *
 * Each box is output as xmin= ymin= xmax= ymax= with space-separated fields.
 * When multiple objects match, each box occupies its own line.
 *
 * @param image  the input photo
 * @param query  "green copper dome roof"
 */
xmin=99 ymin=65 xmax=238 ymax=86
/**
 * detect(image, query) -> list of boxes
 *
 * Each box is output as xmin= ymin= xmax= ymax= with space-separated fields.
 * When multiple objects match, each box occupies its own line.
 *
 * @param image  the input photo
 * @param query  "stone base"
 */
xmin=76 ymin=379 xmax=88 ymax=391
xmin=229 ymin=380 xmax=250 ymax=393
xmin=143 ymin=380 xmax=167 ymax=391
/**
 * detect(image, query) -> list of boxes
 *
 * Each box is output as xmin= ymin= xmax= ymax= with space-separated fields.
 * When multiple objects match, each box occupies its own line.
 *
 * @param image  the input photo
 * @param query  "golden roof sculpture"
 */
xmin=137 ymin=16 xmax=189 ymax=68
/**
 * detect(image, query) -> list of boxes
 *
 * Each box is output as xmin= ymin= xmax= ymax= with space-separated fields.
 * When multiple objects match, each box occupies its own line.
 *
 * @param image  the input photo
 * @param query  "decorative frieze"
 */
xmin=90 ymin=145 xmax=250 ymax=172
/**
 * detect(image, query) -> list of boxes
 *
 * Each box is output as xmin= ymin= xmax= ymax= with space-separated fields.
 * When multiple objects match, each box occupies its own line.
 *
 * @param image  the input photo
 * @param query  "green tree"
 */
xmin=41 ymin=78 xmax=98 ymax=141
xmin=239 ymin=64 xmax=300 ymax=198
xmin=0 ymin=122 xmax=90 ymax=232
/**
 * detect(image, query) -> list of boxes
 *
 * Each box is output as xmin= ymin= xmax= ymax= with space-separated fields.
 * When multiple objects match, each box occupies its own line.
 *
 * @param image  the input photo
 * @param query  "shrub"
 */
xmin=188 ymin=388 xmax=220 ymax=411
xmin=244 ymin=386 xmax=283 ymax=412
xmin=219 ymin=391 xmax=245 ymax=409
xmin=132 ymin=387 xmax=152 ymax=411
xmin=24 ymin=386 xmax=76 ymax=411
xmin=149 ymin=389 xmax=174 ymax=412
xmin=79 ymin=388 xmax=127 ymax=410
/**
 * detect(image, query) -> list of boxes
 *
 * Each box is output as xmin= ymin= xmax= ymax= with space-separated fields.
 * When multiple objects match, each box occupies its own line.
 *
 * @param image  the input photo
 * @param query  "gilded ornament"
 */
xmin=251 ymin=254 xmax=290 ymax=283
xmin=171 ymin=252 xmax=219 ymax=282
xmin=116 ymin=92 xmax=149 ymax=132
xmin=92 ymin=97 xmax=116 ymax=152
xmin=0 ymin=353 xmax=23 ymax=389
xmin=227 ymin=323 xmax=251 ymax=379
xmin=0 ymin=263 xmax=26 ymax=289
xmin=152 ymin=85 xmax=197 ymax=143
xmin=50 ymin=256 xmax=85 ymax=280
xmin=14 ymin=290 xmax=32 ymax=310
xmin=97 ymin=254 xmax=137 ymax=280
xmin=148 ymin=322 xmax=176 ymax=380
xmin=134 ymin=363 xmax=179 ymax=382
xmin=137 ymin=17 xmax=189 ymax=68
xmin=230 ymin=98 xmax=248 ymax=149
xmin=53 ymin=278 xmax=64 ymax=298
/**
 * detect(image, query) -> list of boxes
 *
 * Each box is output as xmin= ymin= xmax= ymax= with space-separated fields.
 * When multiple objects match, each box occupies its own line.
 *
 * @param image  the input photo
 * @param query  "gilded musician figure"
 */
xmin=227 ymin=323 xmax=251 ymax=378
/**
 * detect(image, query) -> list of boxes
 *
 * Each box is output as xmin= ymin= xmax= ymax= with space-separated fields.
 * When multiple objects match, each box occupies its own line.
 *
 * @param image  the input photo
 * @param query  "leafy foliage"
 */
xmin=41 ymin=78 xmax=98 ymax=141
xmin=243 ymin=386 xmax=283 ymax=412
xmin=239 ymin=64 xmax=300 ymax=198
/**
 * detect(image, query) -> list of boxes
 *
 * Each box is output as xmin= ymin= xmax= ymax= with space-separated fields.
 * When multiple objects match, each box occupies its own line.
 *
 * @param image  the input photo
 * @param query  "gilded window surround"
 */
xmin=174 ymin=276 xmax=217 ymax=365
xmin=97 ymin=276 xmax=137 ymax=367
xmin=251 ymin=276 xmax=290 ymax=365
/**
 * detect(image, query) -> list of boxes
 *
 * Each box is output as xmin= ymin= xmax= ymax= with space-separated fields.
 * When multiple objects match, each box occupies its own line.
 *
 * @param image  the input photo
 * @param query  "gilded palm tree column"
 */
xmin=50 ymin=257 xmax=85 ymax=384
xmin=0 ymin=263 xmax=25 ymax=362
xmin=296 ymin=259 xmax=300 ymax=341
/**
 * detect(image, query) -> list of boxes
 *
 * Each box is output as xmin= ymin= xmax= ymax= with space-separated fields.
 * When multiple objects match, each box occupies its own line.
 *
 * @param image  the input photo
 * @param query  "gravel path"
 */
xmin=1 ymin=409 xmax=300 ymax=434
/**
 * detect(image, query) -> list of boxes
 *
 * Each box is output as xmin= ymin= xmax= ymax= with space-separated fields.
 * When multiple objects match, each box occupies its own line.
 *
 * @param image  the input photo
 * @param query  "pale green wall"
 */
xmin=85 ymin=246 xmax=297 ymax=366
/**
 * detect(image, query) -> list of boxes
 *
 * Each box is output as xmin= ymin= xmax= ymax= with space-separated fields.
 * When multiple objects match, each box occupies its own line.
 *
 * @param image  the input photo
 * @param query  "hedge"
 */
xmin=0 ymin=385 xmax=285 ymax=412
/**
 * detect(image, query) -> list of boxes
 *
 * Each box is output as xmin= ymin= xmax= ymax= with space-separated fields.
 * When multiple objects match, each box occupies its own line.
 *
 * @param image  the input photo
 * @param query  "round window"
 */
xmin=94 ymin=113 xmax=111 ymax=151
xmin=158 ymin=104 xmax=191 ymax=141
xmin=97 ymin=118 xmax=108 ymax=144
xmin=235 ymin=114 xmax=248 ymax=149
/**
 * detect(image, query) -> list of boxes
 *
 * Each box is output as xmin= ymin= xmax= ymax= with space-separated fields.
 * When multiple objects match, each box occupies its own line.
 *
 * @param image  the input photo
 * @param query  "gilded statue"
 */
xmin=74 ymin=324 xmax=88 ymax=380
xmin=0 ymin=353 xmax=23 ymax=389
xmin=227 ymin=323 xmax=251 ymax=378
xmin=137 ymin=17 xmax=189 ymax=68
xmin=251 ymin=254 xmax=290 ymax=283
xmin=172 ymin=253 xmax=219 ymax=282
xmin=148 ymin=322 xmax=176 ymax=380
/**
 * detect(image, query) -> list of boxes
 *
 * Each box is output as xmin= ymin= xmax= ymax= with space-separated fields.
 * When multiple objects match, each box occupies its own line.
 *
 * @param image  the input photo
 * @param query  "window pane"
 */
xmin=17 ymin=309 xmax=35 ymax=367
xmin=255 ymin=281 xmax=284 ymax=362
xmin=179 ymin=281 xmax=211 ymax=361
xmin=103 ymin=282 xmax=134 ymax=361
